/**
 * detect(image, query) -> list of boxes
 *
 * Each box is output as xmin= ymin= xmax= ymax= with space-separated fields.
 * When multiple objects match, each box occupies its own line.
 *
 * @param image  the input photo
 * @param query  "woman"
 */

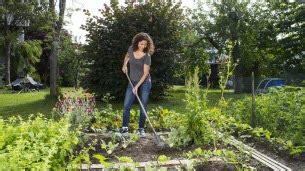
xmin=120 ymin=32 xmax=155 ymax=138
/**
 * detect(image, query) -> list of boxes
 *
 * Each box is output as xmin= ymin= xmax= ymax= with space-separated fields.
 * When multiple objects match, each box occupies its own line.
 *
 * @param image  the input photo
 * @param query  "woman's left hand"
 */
xmin=132 ymin=85 xmax=139 ymax=95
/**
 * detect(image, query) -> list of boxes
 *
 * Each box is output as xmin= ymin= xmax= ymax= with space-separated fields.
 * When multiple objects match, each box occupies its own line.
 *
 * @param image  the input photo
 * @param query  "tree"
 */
xmin=0 ymin=0 xmax=33 ymax=85
xmin=82 ymin=0 xmax=186 ymax=99
xmin=25 ymin=1 xmax=53 ymax=84
xmin=190 ymin=1 xmax=305 ymax=92
xmin=179 ymin=21 xmax=210 ymax=76
xmin=270 ymin=2 xmax=305 ymax=75
xmin=49 ymin=0 xmax=66 ymax=96
xmin=59 ymin=36 xmax=84 ymax=88
xmin=192 ymin=1 xmax=251 ymax=93
xmin=14 ymin=40 xmax=42 ymax=77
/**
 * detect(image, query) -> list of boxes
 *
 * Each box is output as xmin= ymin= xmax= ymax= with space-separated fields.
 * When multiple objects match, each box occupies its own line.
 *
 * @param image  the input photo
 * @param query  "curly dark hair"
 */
xmin=131 ymin=32 xmax=155 ymax=55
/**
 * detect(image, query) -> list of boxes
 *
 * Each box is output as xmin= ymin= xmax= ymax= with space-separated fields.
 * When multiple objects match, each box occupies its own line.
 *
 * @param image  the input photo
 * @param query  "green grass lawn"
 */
xmin=102 ymin=86 xmax=250 ymax=114
xmin=0 ymin=86 xmax=250 ymax=119
xmin=0 ymin=87 xmax=74 ymax=119
xmin=108 ymin=85 xmax=188 ymax=114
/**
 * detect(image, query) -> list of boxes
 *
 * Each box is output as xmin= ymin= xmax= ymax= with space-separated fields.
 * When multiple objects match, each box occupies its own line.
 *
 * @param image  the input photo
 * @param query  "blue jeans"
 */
xmin=122 ymin=78 xmax=152 ymax=129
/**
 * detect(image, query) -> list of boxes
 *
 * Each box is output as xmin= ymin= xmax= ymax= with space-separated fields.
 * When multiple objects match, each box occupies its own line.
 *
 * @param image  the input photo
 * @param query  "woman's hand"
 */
xmin=132 ymin=85 xmax=139 ymax=95
xmin=122 ymin=65 xmax=128 ymax=73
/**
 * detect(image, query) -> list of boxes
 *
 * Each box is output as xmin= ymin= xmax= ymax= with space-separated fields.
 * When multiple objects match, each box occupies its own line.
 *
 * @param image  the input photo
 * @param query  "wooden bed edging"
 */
xmin=81 ymin=157 xmax=254 ymax=170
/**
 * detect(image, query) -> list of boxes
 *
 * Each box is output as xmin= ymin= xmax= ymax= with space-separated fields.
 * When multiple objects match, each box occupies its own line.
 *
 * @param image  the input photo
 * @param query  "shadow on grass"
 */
xmin=0 ymin=95 xmax=58 ymax=120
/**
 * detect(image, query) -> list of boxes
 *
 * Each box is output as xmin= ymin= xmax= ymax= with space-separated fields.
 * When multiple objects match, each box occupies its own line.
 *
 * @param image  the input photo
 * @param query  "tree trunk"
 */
xmin=229 ymin=11 xmax=243 ymax=93
xmin=49 ymin=0 xmax=66 ymax=96
xmin=233 ymin=44 xmax=243 ymax=93
xmin=49 ymin=36 xmax=59 ymax=96
xmin=4 ymin=39 xmax=12 ymax=85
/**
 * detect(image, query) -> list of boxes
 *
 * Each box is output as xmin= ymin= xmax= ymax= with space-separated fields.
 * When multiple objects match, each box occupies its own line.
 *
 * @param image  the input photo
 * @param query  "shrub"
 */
xmin=81 ymin=1 xmax=186 ymax=100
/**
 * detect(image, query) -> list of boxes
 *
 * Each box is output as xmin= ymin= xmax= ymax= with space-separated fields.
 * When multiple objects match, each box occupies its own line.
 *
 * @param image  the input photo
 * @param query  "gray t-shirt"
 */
xmin=128 ymin=46 xmax=151 ymax=81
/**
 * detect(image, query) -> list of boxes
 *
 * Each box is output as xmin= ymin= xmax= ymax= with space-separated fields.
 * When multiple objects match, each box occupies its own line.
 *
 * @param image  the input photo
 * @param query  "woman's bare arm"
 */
xmin=122 ymin=53 xmax=129 ymax=73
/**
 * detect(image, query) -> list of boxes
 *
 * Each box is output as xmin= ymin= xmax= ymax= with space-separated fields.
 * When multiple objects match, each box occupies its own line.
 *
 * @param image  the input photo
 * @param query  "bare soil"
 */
xmin=80 ymin=133 xmax=271 ymax=171
xmin=87 ymin=133 xmax=204 ymax=163
xmin=242 ymin=138 xmax=305 ymax=171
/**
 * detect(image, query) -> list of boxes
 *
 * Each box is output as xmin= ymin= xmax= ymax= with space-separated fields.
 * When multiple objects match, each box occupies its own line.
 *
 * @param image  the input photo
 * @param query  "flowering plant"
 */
xmin=53 ymin=90 xmax=96 ymax=131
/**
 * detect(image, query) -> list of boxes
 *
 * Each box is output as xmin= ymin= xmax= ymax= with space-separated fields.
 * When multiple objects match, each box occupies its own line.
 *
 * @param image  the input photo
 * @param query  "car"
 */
xmin=256 ymin=78 xmax=285 ymax=94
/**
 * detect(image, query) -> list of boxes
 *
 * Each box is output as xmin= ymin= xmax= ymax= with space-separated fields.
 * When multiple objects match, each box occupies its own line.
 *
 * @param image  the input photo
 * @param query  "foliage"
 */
xmin=81 ymin=0 xmax=186 ymax=99
xmin=191 ymin=1 xmax=304 ymax=92
xmin=191 ymin=1 xmax=249 ymax=74
xmin=93 ymin=94 xmax=121 ymax=130
xmin=120 ymin=132 xmax=139 ymax=149
xmin=270 ymin=2 xmax=305 ymax=74
xmin=25 ymin=1 xmax=55 ymax=85
xmin=59 ymin=37 xmax=85 ymax=87
xmin=218 ymin=41 xmax=237 ymax=100
xmin=93 ymin=94 xmax=175 ymax=131
xmin=53 ymin=90 xmax=96 ymax=131
xmin=225 ymin=86 xmax=305 ymax=155
xmin=157 ymin=155 xmax=170 ymax=163
xmin=93 ymin=154 xmax=111 ymax=167
xmin=13 ymin=40 xmax=42 ymax=78
xmin=149 ymin=106 xmax=173 ymax=131
xmin=166 ymin=68 xmax=217 ymax=147
xmin=184 ymin=148 xmax=253 ymax=170
xmin=177 ymin=21 xmax=210 ymax=76
xmin=101 ymin=140 xmax=119 ymax=155
xmin=0 ymin=115 xmax=79 ymax=170
xmin=0 ymin=0 xmax=36 ymax=84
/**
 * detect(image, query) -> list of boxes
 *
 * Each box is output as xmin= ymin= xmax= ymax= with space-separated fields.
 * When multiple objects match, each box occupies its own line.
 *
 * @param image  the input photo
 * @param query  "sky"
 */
xmin=64 ymin=0 xmax=197 ymax=44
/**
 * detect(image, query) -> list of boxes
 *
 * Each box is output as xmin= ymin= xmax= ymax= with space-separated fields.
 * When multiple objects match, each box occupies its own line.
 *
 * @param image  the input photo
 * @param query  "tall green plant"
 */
xmin=167 ymin=68 xmax=216 ymax=147
xmin=218 ymin=41 xmax=237 ymax=100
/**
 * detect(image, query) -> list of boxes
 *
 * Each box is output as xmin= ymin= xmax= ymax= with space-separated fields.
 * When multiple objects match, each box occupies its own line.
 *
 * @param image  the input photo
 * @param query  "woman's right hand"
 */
xmin=122 ymin=65 xmax=128 ymax=73
xmin=122 ymin=56 xmax=129 ymax=74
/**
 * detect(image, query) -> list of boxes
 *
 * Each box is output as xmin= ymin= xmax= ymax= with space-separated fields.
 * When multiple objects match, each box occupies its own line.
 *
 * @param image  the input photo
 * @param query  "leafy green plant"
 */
xmin=225 ymin=87 xmax=305 ymax=155
xmin=157 ymin=155 xmax=170 ymax=163
xmin=93 ymin=93 xmax=121 ymax=130
xmin=0 ymin=115 xmax=79 ymax=170
xmin=166 ymin=68 xmax=217 ymax=147
xmin=101 ymin=140 xmax=119 ymax=155
xmin=185 ymin=148 xmax=251 ymax=170
xmin=116 ymin=156 xmax=134 ymax=163
xmin=149 ymin=106 xmax=173 ymax=131
xmin=93 ymin=154 xmax=111 ymax=167
xmin=121 ymin=132 xmax=139 ymax=149
xmin=68 ymin=139 xmax=97 ymax=168
xmin=218 ymin=41 xmax=237 ymax=101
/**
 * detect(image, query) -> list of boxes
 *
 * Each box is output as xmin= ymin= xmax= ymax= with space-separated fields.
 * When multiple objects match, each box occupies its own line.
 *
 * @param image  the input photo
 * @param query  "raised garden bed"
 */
xmin=78 ymin=132 xmax=272 ymax=170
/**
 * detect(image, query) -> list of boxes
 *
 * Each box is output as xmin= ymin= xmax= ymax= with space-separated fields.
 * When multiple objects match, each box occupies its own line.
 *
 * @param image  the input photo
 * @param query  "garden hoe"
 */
xmin=124 ymin=73 xmax=167 ymax=149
